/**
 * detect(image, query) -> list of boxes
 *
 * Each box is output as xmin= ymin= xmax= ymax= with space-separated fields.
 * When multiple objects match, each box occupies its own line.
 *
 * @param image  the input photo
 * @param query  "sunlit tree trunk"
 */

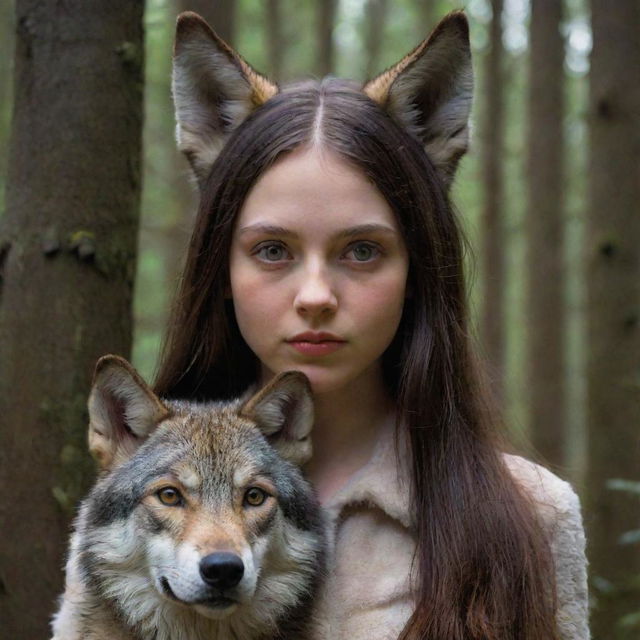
xmin=480 ymin=0 xmax=506 ymax=406
xmin=0 ymin=1 xmax=144 ymax=637
xmin=526 ymin=0 xmax=566 ymax=467
xmin=586 ymin=1 xmax=640 ymax=637
xmin=316 ymin=0 xmax=337 ymax=76
xmin=363 ymin=0 xmax=389 ymax=79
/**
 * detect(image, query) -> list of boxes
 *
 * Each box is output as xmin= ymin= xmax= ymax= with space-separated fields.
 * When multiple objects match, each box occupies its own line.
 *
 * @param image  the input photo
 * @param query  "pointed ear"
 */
xmin=172 ymin=11 xmax=279 ymax=190
xmin=87 ymin=355 xmax=171 ymax=471
xmin=240 ymin=372 xmax=314 ymax=467
xmin=364 ymin=11 xmax=473 ymax=189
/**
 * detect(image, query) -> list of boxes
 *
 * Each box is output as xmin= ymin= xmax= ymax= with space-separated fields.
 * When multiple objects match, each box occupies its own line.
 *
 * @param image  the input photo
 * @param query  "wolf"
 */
xmin=51 ymin=355 xmax=325 ymax=640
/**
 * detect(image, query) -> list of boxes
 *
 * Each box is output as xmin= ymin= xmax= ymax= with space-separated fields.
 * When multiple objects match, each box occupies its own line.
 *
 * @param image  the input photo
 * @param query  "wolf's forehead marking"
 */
xmin=174 ymin=463 xmax=202 ymax=491
xmin=233 ymin=466 xmax=256 ymax=489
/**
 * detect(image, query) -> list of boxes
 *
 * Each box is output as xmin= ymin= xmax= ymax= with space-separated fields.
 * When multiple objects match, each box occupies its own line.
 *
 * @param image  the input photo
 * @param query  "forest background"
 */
xmin=0 ymin=0 xmax=637 ymax=639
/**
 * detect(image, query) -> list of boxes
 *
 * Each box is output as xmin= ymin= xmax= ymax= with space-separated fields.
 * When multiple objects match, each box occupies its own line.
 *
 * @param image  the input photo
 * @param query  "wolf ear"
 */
xmin=363 ymin=11 xmax=473 ymax=189
xmin=87 ymin=355 xmax=171 ymax=472
xmin=241 ymin=372 xmax=314 ymax=467
xmin=172 ymin=11 xmax=279 ymax=190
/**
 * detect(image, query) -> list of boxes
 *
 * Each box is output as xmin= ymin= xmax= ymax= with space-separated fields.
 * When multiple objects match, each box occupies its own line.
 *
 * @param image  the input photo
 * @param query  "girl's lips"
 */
xmin=287 ymin=340 xmax=346 ymax=356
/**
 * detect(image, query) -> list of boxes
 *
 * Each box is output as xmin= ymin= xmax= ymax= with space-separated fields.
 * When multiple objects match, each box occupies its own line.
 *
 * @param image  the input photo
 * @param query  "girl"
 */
xmin=155 ymin=11 xmax=589 ymax=640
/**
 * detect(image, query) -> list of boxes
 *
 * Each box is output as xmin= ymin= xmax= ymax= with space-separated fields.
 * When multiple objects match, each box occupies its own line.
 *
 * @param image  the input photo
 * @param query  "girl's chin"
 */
xmin=260 ymin=363 xmax=337 ymax=393
xmin=262 ymin=362 xmax=374 ymax=396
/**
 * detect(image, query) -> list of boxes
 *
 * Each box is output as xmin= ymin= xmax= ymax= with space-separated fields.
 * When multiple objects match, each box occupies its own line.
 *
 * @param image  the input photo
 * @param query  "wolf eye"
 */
xmin=157 ymin=487 xmax=182 ymax=507
xmin=244 ymin=487 xmax=267 ymax=507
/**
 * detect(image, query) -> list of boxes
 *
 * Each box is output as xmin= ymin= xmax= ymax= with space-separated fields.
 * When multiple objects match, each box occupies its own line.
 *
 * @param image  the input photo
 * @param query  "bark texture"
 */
xmin=0 ymin=2 xmax=144 ymax=638
xmin=316 ymin=0 xmax=337 ymax=76
xmin=480 ymin=0 xmax=506 ymax=405
xmin=586 ymin=1 xmax=640 ymax=637
xmin=526 ymin=0 xmax=566 ymax=467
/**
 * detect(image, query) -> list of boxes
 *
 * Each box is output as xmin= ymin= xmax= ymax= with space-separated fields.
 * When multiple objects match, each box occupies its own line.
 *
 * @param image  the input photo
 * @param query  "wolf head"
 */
xmin=78 ymin=355 xmax=323 ymax=637
xmin=172 ymin=10 xmax=473 ymax=192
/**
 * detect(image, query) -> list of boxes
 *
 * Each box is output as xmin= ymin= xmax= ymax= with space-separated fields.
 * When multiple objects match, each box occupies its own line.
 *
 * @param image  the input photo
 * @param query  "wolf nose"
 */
xmin=199 ymin=552 xmax=245 ymax=589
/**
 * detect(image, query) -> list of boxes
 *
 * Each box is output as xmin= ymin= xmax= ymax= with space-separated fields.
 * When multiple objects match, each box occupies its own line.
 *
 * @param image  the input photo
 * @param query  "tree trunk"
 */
xmin=265 ymin=0 xmax=284 ymax=79
xmin=316 ymin=0 xmax=337 ymax=76
xmin=586 ymin=1 xmax=640 ymax=637
xmin=416 ymin=0 xmax=435 ymax=36
xmin=0 ymin=1 xmax=15 ymax=212
xmin=363 ymin=0 xmax=389 ymax=80
xmin=480 ymin=0 xmax=506 ymax=406
xmin=0 ymin=2 xmax=144 ymax=638
xmin=526 ymin=0 xmax=566 ymax=467
xmin=181 ymin=0 xmax=236 ymax=44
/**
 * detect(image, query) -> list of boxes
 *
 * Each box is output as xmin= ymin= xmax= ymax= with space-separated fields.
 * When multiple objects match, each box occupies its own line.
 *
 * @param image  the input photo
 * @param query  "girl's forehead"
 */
xmin=235 ymin=146 xmax=400 ymax=234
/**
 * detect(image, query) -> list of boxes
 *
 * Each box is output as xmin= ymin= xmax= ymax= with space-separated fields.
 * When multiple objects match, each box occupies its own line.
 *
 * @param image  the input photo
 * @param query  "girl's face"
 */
xmin=229 ymin=146 xmax=409 ymax=394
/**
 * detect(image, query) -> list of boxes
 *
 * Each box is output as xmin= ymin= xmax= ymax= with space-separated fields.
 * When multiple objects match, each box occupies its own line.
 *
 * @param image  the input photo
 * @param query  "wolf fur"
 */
xmin=51 ymin=356 xmax=325 ymax=640
xmin=172 ymin=11 xmax=472 ymax=191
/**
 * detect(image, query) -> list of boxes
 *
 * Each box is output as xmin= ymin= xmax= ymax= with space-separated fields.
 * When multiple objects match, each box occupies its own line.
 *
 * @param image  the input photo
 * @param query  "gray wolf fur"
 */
xmin=51 ymin=355 xmax=325 ymax=640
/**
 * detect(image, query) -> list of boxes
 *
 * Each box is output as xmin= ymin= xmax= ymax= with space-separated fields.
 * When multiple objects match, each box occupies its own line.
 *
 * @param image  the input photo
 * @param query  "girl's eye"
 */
xmin=244 ymin=487 xmax=268 ymax=507
xmin=345 ymin=242 xmax=380 ymax=262
xmin=255 ymin=242 xmax=290 ymax=262
xmin=156 ymin=487 xmax=183 ymax=507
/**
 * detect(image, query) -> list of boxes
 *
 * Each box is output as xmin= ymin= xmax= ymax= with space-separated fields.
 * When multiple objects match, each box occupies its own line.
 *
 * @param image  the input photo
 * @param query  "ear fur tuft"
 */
xmin=88 ymin=355 xmax=170 ymax=471
xmin=364 ymin=11 xmax=473 ymax=188
xmin=172 ymin=11 xmax=278 ymax=190
xmin=241 ymin=372 xmax=314 ymax=466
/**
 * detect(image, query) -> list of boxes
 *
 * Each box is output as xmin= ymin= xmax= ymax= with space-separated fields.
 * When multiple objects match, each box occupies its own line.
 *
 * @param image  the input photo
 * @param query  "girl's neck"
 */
xmin=304 ymin=367 xmax=395 ymax=503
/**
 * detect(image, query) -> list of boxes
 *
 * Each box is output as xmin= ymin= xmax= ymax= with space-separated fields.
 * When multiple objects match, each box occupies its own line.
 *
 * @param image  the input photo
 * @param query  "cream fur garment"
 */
xmin=310 ymin=423 xmax=590 ymax=640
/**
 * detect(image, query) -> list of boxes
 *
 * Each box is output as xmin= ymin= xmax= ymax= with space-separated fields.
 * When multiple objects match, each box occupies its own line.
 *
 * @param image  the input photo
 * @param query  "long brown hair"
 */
xmin=155 ymin=78 xmax=558 ymax=639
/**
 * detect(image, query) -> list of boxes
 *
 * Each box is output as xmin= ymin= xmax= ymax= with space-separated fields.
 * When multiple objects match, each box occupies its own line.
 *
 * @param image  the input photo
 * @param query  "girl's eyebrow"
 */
xmin=238 ymin=223 xmax=398 ymax=239
xmin=238 ymin=223 xmax=295 ymax=237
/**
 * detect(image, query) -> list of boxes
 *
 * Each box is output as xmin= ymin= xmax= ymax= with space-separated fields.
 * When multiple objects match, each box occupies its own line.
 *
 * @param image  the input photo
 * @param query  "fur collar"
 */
xmin=322 ymin=420 xmax=413 ymax=529
xmin=320 ymin=424 xmax=581 ymax=535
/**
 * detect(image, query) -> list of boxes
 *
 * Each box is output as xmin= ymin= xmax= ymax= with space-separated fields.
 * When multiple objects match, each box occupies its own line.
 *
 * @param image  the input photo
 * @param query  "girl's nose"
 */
xmin=293 ymin=264 xmax=338 ymax=317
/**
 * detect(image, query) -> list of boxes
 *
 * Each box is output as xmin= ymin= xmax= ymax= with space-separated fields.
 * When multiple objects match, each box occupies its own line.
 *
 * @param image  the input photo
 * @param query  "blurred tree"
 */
xmin=0 ymin=1 xmax=144 ymax=638
xmin=181 ymin=0 xmax=236 ymax=44
xmin=480 ymin=0 xmax=506 ymax=406
xmin=416 ymin=0 xmax=435 ymax=35
xmin=133 ymin=0 xmax=197 ymax=380
xmin=265 ymin=0 xmax=284 ymax=78
xmin=526 ymin=0 xmax=566 ymax=467
xmin=238 ymin=0 xmax=310 ymax=81
xmin=586 ymin=0 xmax=640 ymax=636
xmin=363 ymin=0 xmax=389 ymax=80
xmin=0 ymin=1 xmax=14 ymax=216
xmin=316 ymin=0 xmax=337 ymax=76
